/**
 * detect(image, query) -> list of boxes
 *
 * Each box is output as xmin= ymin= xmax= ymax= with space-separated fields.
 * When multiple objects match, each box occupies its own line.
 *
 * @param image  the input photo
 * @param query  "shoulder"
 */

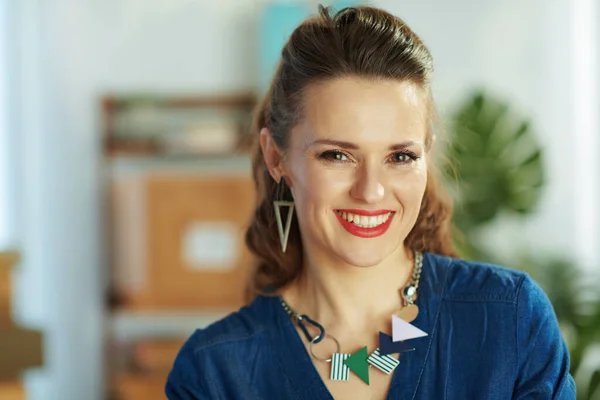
xmin=189 ymin=300 xmax=269 ymax=349
xmin=165 ymin=296 xmax=276 ymax=397
xmin=425 ymin=252 xmax=560 ymax=342
xmin=424 ymin=253 xmax=576 ymax=396
xmin=425 ymin=252 xmax=562 ymax=335
xmin=425 ymin=252 xmax=536 ymax=304
xmin=175 ymin=295 xmax=273 ymax=358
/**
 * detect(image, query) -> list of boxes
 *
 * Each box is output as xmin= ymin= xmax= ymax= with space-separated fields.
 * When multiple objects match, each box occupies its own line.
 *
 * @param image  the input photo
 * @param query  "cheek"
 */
xmin=292 ymin=160 xmax=351 ymax=205
xmin=390 ymin=169 xmax=428 ymax=207
xmin=296 ymin=171 xmax=347 ymax=211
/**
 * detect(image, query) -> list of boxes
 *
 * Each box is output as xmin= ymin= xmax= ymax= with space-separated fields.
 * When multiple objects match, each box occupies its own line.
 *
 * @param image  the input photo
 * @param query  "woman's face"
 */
xmin=278 ymin=77 xmax=429 ymax=267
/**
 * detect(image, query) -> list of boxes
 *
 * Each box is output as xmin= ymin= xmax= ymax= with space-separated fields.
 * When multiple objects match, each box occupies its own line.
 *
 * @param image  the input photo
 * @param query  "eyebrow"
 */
xmin=310 ymin=139 xmax=421 ymax=151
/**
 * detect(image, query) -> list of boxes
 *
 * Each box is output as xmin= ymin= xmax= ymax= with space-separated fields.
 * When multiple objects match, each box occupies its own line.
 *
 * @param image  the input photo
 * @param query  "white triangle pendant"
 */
xmin=392 ymin=315 xmax=428 ymax=342
xmin=274 ymin=201 xmax=294 ymax=252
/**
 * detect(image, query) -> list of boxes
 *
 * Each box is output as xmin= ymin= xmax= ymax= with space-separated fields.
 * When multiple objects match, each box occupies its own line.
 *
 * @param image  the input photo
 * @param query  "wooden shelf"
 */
xmin=109 ymin=309 xmax=233 ymax=340
xmin=105 ymin=154 xmax=252 ymax=177
xmin=101 ymin=94 xmax=257 ymax=398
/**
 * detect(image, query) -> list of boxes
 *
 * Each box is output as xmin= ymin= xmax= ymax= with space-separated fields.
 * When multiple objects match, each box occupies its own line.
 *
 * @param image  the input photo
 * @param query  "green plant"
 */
xmin=444 ymin=90 xmax=600 ymax=399
xmin=444 ymin=90 xmax=544 ymax=255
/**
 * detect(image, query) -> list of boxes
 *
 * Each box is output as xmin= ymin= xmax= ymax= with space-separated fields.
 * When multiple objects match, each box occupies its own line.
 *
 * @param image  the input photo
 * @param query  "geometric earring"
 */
xmin=273 ymin=179 xmax=294 ymax=253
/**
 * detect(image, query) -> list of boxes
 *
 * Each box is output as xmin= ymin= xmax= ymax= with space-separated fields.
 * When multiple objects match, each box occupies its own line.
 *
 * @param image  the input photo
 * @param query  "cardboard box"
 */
xmin=0 ymin=327 xmax=44 ymax=380
xmin=111 ymin=173 xmax=255 ymax=310
xmin=0 ymin=381 xmax=25 ymax=400
xmin=0 ymin=252 xmax=19 ymax=327
xmin=0 ymin=267 xmax=12 ymax=326
xmin=111 ymin=373 xmax=168 ymax=400
xmin=0 ymin=251 xmax=42 ymax=398
xmin=131 ymin=338 xmax=185 ymax=372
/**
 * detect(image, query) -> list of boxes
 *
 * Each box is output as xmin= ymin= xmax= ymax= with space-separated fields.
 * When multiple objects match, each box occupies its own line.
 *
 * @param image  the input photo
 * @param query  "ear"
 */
xmin=260 ymin=127 xmax=284 ymax=182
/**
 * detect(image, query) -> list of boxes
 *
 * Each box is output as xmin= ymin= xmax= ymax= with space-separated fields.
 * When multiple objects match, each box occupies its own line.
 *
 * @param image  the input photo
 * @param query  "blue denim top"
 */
xmin=165 ymin=252 xmax=576 ymax=399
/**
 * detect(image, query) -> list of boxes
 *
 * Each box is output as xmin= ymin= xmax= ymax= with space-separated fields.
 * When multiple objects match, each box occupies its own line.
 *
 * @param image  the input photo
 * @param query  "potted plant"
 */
xmin=444 ymin=90 xmax=600 ymax=399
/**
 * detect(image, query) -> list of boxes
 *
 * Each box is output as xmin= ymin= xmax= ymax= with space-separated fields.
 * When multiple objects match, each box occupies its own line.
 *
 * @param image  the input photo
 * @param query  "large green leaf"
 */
xmin=444 ymin=90 xmax=545 ymax=232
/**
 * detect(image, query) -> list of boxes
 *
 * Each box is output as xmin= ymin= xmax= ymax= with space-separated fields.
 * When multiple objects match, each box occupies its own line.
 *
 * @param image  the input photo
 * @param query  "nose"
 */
xmin=350 ymin=164 xmax=385 ymax=204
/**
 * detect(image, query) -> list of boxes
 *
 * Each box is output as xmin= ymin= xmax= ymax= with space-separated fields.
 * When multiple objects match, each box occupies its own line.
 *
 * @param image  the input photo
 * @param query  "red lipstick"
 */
xmin=334 ymin=209 xmax=395 ymax=238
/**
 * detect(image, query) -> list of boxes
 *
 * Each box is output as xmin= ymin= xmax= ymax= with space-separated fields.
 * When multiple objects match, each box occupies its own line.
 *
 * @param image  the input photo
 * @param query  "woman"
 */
xmin=166 ymin=5 xmax=576 ymax=399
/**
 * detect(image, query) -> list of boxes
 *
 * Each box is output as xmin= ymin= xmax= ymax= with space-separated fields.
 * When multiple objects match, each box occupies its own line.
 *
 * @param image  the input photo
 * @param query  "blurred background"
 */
xmin=0 ymin=0 xmax=599 ymax=399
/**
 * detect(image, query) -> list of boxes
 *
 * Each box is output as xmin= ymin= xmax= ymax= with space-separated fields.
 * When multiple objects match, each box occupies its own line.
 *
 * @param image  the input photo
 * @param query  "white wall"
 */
xmin=12 ymin=1 xmax=264 ymax=399
xmin=0 ymin=0 xmax=13 ymax=248
xmin=378 ymin=0 xmax=596 ymax=269
xmin=7 ymin=1 xmax=598 ymax=399
xmin=571 ymin=0 xmax=599 ymax=271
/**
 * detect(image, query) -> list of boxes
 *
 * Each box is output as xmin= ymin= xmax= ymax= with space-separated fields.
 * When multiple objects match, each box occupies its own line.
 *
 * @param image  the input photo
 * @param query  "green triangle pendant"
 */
xmin=343 ymin=346 xmax=370 ymax=385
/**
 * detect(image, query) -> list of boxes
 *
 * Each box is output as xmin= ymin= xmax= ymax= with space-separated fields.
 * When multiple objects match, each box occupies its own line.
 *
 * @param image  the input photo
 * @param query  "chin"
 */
xmin=335 ymin=243 xmax=395 ymax=268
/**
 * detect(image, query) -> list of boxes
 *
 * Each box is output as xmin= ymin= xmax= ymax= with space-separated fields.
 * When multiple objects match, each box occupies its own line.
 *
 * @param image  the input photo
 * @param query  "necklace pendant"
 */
xmin=343 ymin=346 xmax=370 ymax=385
xmin=392 ymin=315 xmax=428 ymax=342
xmin=367 ymin=348 xmax=400 ymax=374
xmin=398 ymin=304 xmax=419 ymax=322
xmin=330 ymin=353 xmax=351 ymax=381
xmin=379 ymin=332 xmax=415 ymax=355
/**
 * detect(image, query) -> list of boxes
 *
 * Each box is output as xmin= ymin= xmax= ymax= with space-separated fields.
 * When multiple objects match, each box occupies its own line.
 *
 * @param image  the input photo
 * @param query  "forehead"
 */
xmin=295 ymin=77 xmax=428 ymax=146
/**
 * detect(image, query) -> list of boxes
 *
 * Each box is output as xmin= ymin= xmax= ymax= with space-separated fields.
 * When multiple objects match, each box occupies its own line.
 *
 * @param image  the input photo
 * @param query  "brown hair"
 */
xmin=244 ymin=5 xmax=457 ymax=298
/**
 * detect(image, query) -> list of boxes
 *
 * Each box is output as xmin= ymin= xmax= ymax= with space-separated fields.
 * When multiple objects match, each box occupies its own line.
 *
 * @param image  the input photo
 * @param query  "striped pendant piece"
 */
xmin=367 ymin=348 xmax=400 ymax=375
xmin=330 ymin=353 xmax=350 ymax=381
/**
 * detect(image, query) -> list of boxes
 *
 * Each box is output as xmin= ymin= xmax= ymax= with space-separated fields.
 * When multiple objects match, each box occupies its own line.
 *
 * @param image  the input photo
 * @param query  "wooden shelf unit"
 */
xmin=101 ymin=93 xmax=258 ymax=399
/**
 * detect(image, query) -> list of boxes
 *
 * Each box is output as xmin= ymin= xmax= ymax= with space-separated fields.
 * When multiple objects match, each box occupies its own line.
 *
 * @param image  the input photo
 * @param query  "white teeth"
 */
xmin=336 ymin=211 xmax=392 ymax=228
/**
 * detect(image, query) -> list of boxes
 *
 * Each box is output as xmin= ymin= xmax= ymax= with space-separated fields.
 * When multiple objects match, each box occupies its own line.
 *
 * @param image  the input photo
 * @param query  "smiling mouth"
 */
xmin=334 ymin=210 xmax=393 ymax=228
xmin=334 ymin=209 xmax=396 ymax=238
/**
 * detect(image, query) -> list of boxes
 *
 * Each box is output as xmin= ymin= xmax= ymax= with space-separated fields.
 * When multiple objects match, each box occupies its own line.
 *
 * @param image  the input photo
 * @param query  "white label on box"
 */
xmin=182 ymin=222 xmax=238 ymax=271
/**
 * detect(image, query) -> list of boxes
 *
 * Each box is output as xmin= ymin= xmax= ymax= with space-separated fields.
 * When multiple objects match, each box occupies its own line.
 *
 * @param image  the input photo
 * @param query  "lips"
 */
xmin=334 ymin=209 xmax=395 ymax=238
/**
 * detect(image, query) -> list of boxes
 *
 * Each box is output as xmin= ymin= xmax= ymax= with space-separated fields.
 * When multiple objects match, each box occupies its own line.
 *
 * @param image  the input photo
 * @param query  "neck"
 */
xmin=281 ymin=244 xmax=415 ymax=337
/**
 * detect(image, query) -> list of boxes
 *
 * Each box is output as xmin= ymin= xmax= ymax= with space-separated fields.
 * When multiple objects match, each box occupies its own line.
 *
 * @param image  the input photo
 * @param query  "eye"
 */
xmin=389 ymin=151 xmax=420 ymax=164
xmin=318 ymin=150 xmax=350 ymax=162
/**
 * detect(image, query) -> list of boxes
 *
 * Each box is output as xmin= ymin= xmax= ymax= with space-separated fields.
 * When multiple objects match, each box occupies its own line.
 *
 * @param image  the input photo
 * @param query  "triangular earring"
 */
xmin=273 ymin=178 xmax=294 ymax=253
xmin=274 ymin=200 xmax=294 ymax=253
